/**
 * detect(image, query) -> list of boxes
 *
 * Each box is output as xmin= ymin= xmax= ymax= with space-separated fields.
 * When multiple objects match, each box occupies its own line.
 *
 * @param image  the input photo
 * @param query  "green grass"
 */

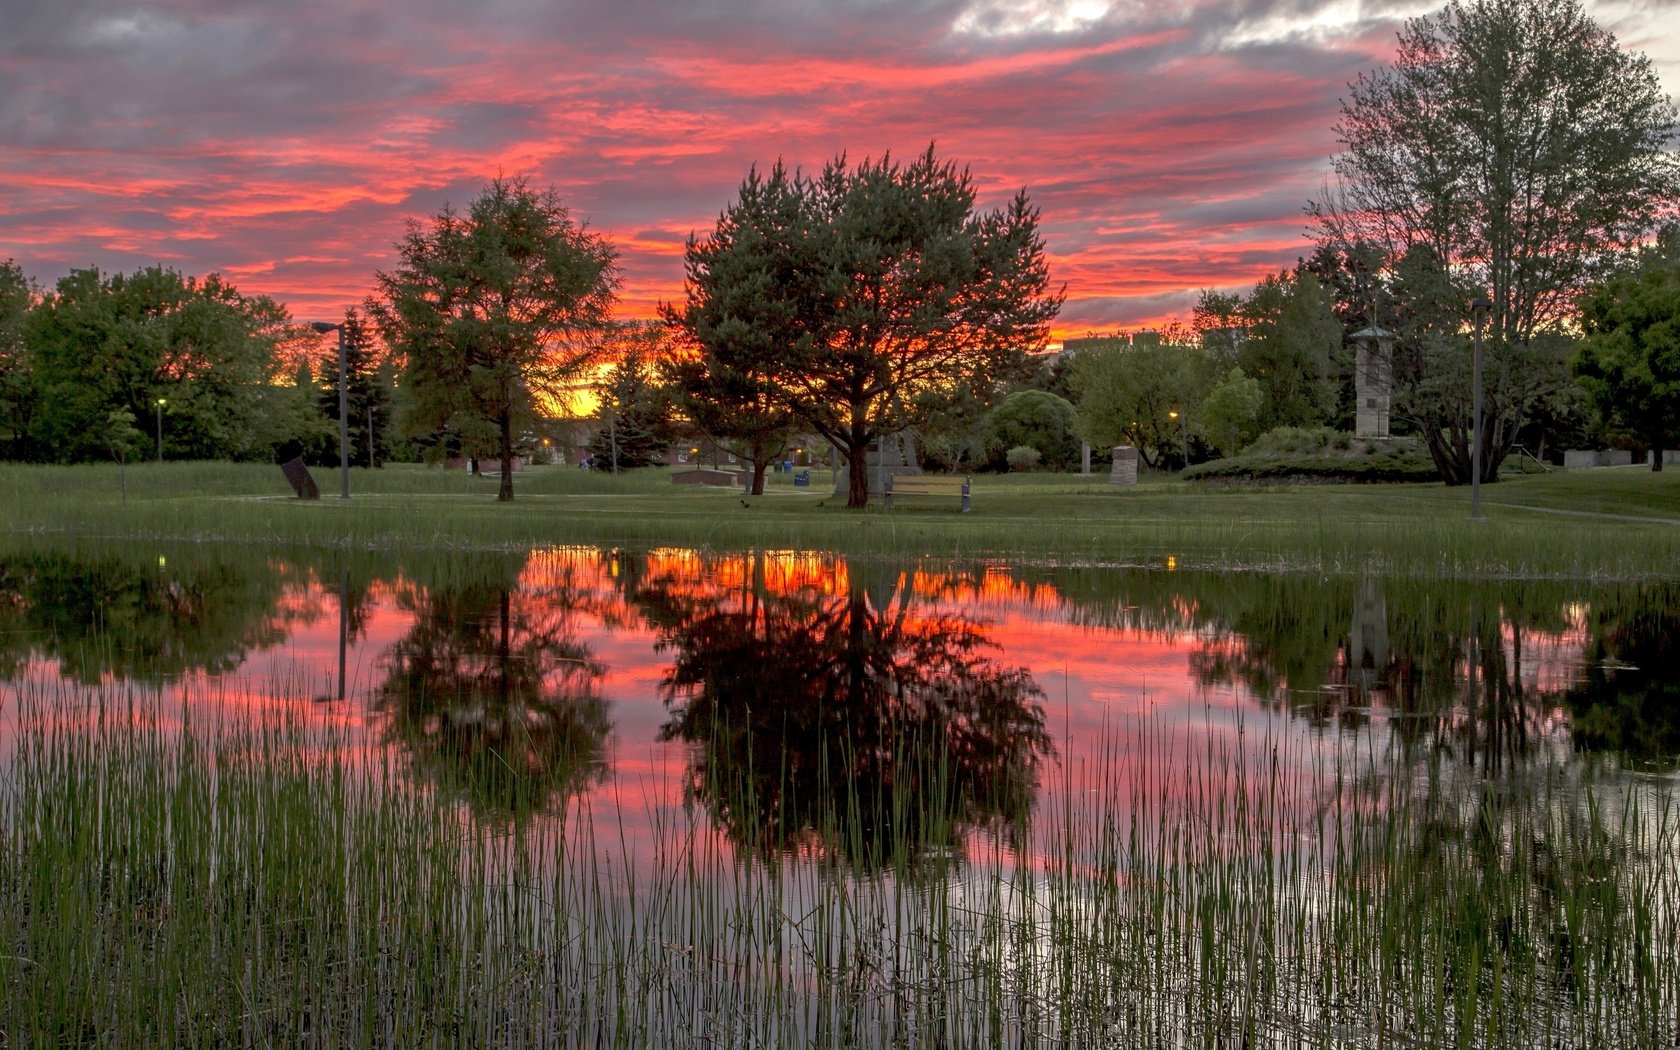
xmin=4 ymin=461 xmax=1680 ymax=580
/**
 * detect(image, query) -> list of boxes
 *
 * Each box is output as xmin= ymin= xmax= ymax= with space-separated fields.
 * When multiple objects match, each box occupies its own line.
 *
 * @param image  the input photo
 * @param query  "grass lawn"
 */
xmin=4 ymin=460 xmax=1678 ymax=579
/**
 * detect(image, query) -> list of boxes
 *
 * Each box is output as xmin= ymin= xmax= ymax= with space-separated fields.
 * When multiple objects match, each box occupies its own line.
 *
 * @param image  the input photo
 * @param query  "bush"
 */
xmin=986 ymin=391 xmax=1080 ymax=471
xmin=1005 ymin=445 xmax=1043 ymax=472
xmin=1239 ymin=426 xmax=1352 ymax=457
xmin=1184 ymin=436 xmax=1440 ymax=484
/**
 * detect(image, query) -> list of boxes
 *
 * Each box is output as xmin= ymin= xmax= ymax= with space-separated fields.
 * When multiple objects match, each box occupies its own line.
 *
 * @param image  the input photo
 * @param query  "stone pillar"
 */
xmin=1081 ymin=442 xmax=1092 ymax=476
xmin=1109 ymin=445 xmax=1138 ymax=486
xmin=1351 ymin=326 xmax=1395 ymax=439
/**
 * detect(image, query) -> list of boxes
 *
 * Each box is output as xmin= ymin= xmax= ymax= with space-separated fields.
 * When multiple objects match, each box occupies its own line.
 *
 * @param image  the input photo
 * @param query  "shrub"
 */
xmin=1240 ymin=426 xmax=1343 ymax=457
xmin=1184 ymin=436 xmax=1440 ymax=484
xmin=986 ymin=391 xmax=1080 ymax=471
xmin=1006 ymin=445 xmax=1043 ymax=472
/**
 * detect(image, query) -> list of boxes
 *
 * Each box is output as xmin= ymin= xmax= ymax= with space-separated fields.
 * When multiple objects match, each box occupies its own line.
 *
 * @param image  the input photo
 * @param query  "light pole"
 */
xmin=310 ymin=321 xmax=351 ymax=500
xmin=154 ymin=397 xmax=166 ymax=463
xmin=1168 ymin=409 xmax=1189 ymax=471
xmin=1470 ymin=296 xmax=1491 ymax=520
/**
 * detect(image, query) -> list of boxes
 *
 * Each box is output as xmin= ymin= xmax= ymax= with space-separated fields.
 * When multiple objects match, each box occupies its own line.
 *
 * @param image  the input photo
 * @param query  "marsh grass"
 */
xmin=5 ymin=462 xmax=1680 ymax=580
xmin=3 ymin=679 xmax=1675 ymax=1048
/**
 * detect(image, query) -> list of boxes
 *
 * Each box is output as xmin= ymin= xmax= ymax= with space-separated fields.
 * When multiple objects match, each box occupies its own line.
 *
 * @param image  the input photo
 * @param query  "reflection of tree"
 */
xmin=1044 ymin=565 xmax=1615 ymax=773
xmin=1565 ymin=587 xmax=1680 ymax=765
xmin=379 ymin=565 xmax=611 ymax=826
xmin=627 ymin=553 xmax=1052 ymax=868
xmin=0 ymin=545 xmax=290 ymax=684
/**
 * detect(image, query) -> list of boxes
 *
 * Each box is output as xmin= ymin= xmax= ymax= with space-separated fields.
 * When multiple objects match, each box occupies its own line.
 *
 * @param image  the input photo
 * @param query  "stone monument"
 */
xmin=1109 ymin=445 xmax=1138 ymax=486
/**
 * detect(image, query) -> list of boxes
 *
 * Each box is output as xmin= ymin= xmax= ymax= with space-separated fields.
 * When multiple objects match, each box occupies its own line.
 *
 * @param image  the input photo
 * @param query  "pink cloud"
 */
xmin=2 ymin=0 xmax=1673 ymax=334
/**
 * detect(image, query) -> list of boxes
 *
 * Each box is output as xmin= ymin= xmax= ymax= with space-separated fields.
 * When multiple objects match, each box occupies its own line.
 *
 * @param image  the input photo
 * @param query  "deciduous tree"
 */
xmin=24 ymin=266 xmax=286 ymax=463
xmin=372 ymin=177 xmax=619 ymax=500
xmin=0 ymin=260 xmax=37 ymax=458
xmin=1314 ymin=0 xmax=1679 ymax=481
xmin=1573 ymin=233 xmax=1680 ymax=470
xmin=1068 ymin=338 xmax=1204 ymax=470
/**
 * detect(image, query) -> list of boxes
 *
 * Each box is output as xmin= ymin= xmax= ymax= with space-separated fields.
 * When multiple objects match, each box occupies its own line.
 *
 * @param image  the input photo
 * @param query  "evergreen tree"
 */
xmin=588 ymin=348 xmax=673 ymax=471
xmin=315 ymin=309 xmax=392 ymax=468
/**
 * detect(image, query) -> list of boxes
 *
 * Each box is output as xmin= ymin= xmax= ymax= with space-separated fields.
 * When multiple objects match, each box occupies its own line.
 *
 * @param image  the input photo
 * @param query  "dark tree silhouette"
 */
xmin=379 ymin=572 xmax=611 ymax=826
xmin=623 ymin=551 xmax=1052 ymax=868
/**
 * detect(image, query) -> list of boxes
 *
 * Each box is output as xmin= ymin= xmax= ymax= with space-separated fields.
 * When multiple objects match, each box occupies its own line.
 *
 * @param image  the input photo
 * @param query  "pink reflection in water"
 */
xmin=0 ymin=548 xmax=1606 ymax=872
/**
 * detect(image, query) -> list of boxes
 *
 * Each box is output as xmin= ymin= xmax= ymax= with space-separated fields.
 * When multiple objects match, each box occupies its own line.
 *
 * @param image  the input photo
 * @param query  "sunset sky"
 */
xmin=3 ymin=0 xmax=1677 ymax=340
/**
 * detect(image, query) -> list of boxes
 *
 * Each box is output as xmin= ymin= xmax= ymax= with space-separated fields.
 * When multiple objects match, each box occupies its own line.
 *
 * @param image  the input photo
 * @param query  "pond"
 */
xmin=2 ymin=541 xmax=1677 ymax=1047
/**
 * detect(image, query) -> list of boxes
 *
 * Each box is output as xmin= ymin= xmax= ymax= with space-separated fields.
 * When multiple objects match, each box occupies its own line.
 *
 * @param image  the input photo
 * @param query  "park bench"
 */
xmin=884 ymin=474 xmax=971 ymax=512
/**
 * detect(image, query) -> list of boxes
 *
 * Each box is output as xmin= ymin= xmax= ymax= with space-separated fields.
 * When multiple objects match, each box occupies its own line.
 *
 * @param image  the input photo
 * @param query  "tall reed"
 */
xmin=2 ymin=685 xmax=1674 ymax=1047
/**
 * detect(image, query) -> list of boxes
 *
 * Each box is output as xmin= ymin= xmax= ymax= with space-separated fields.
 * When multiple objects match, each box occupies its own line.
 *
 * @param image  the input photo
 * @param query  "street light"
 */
xmin=1168 ymin=409 xmax=1189 ymax=471
xmin=1470 ymin=296 xmax=1491 ymax=520
xmin=310 ymin=320 xmax=351 ymax=500
xmin=154 ymin=397 xmax=166 ymax=463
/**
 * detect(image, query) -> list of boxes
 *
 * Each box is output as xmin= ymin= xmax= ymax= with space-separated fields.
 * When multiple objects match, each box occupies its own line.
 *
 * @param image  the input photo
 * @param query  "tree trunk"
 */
xmin=844 ymin=411 xmax=873 ymax=509
xmin=750 ymin=460 xmax=768 ymax=496
xmin=1652 ymin=443 xmax=1665 ymax=472
xmin=846 ymin=445 xmax=870 ymax=508
xmin=498 ymin=409 xmax=515 ymax=502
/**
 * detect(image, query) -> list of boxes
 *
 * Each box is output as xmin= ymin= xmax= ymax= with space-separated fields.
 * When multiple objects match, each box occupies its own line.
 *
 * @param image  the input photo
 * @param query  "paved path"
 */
xmin=1481 ymin=501 xmax=1680 ymax=526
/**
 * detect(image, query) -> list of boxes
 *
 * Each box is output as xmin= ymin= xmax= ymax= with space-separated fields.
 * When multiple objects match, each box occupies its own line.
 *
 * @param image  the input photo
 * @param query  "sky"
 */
xmin=3 ymin=0 xmax=1677 ymax=342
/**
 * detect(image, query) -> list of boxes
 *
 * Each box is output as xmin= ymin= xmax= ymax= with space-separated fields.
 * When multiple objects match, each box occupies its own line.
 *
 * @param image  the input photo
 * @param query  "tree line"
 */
xmin=2 ymin=0 xmax=1675 ymax=499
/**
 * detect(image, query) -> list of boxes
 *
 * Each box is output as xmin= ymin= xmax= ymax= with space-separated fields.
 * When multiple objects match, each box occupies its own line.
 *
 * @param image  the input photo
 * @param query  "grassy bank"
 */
xmin=3 ymin=691 xmax=1673 ymax=1048
xmin=4 ymin=461 xmax=1679 ymax=579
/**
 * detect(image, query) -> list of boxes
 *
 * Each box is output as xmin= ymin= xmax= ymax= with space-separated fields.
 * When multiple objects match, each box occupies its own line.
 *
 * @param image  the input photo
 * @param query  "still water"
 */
xmin=3 ymin=541 xmax=1673 ymax=846
xmin=2 ymin=541 xmax=1677 ymax=1045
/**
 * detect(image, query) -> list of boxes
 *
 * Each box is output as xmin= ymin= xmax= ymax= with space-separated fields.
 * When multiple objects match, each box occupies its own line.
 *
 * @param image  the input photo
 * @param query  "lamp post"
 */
xmin=1470 ymin=296 xmax=1491 ymax=520
xmin=310 ymin=320 xmax=351 ymax=500
xmin=1168 ymin=409 xmax=1189 ymax=471
xmin=154 ymin=397 xmax=166 ymax=463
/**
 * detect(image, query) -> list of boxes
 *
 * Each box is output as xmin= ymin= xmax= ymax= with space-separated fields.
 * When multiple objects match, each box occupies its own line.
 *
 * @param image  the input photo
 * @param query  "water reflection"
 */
xmin=377 ymin=555 xmax=611 ymax=826
xmin=1566 ymin=591 xmax=1680 ymax=764
xmin=0 ymin=547 xmax=291 ymax=683
xmin=619 ymin=550 xmax=1052 ymax=867
xmin=3 ymin=540 xmax=1678 ymax=803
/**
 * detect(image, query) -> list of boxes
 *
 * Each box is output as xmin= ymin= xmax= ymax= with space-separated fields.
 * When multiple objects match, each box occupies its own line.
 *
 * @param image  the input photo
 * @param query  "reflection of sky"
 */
xmin=0 ymin=546 xmax=1612 ymax=849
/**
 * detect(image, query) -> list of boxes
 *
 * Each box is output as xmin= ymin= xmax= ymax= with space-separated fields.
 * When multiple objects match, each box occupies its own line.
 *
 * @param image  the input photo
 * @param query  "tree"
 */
xmin=588 ymin=342 xmax=674 ymax=471
xmin=22 ymin=266 xmax=287 ymax=463
xmin=313 ymin=309 xmax=392 ymax=468
xmin=1201 ymin=368 xmax=1265 ymax=455
xmin=103 ymin=408 xmax=143 ymax=503
xmin=1573 ymin=234 xmax=1680 ymax=470
xmin=983 ymin=389 xmax=1080 ymax=471
xmin=372 ymin=176 xmax=619 ymax=501
xmin=1315 ymin=0 xmax=1680 ymax=481
xmin=1198 ymin=272 xmax=1342 ymax=432
xmin=670 ymin=148 xmax=1062 ymax=508
xmin=0 ymin=259 xmax=37 ymax=459
xmin=1068 ymin=337 xmax=1204 ymax=469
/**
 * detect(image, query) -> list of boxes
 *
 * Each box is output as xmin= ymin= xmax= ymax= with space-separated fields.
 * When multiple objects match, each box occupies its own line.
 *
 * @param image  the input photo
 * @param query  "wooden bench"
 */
xmin=885 ymin=474 xmax=971 ymax=512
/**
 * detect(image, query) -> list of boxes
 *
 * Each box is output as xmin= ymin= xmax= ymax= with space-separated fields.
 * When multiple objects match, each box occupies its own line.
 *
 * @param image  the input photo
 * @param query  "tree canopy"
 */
xmin=668 ymin=147 xmax=1062 ymax=507
xmin=372 ymin=176 xmax=619 ymax=500
xmin=1069 ymin=337 xmax=1203 ymax=470
xmin=1574 ymin=233 xmax=1680 ymax=470
xmin=22 ymin=266 xmax=288 ymax=463
xmin=0 ymin=260 xmax=36 ymax=459
xmin=1320 ymin=0 xmax=1679 ymax=345
xmin=1313 ymin=0 xmax=1679 ymax=482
